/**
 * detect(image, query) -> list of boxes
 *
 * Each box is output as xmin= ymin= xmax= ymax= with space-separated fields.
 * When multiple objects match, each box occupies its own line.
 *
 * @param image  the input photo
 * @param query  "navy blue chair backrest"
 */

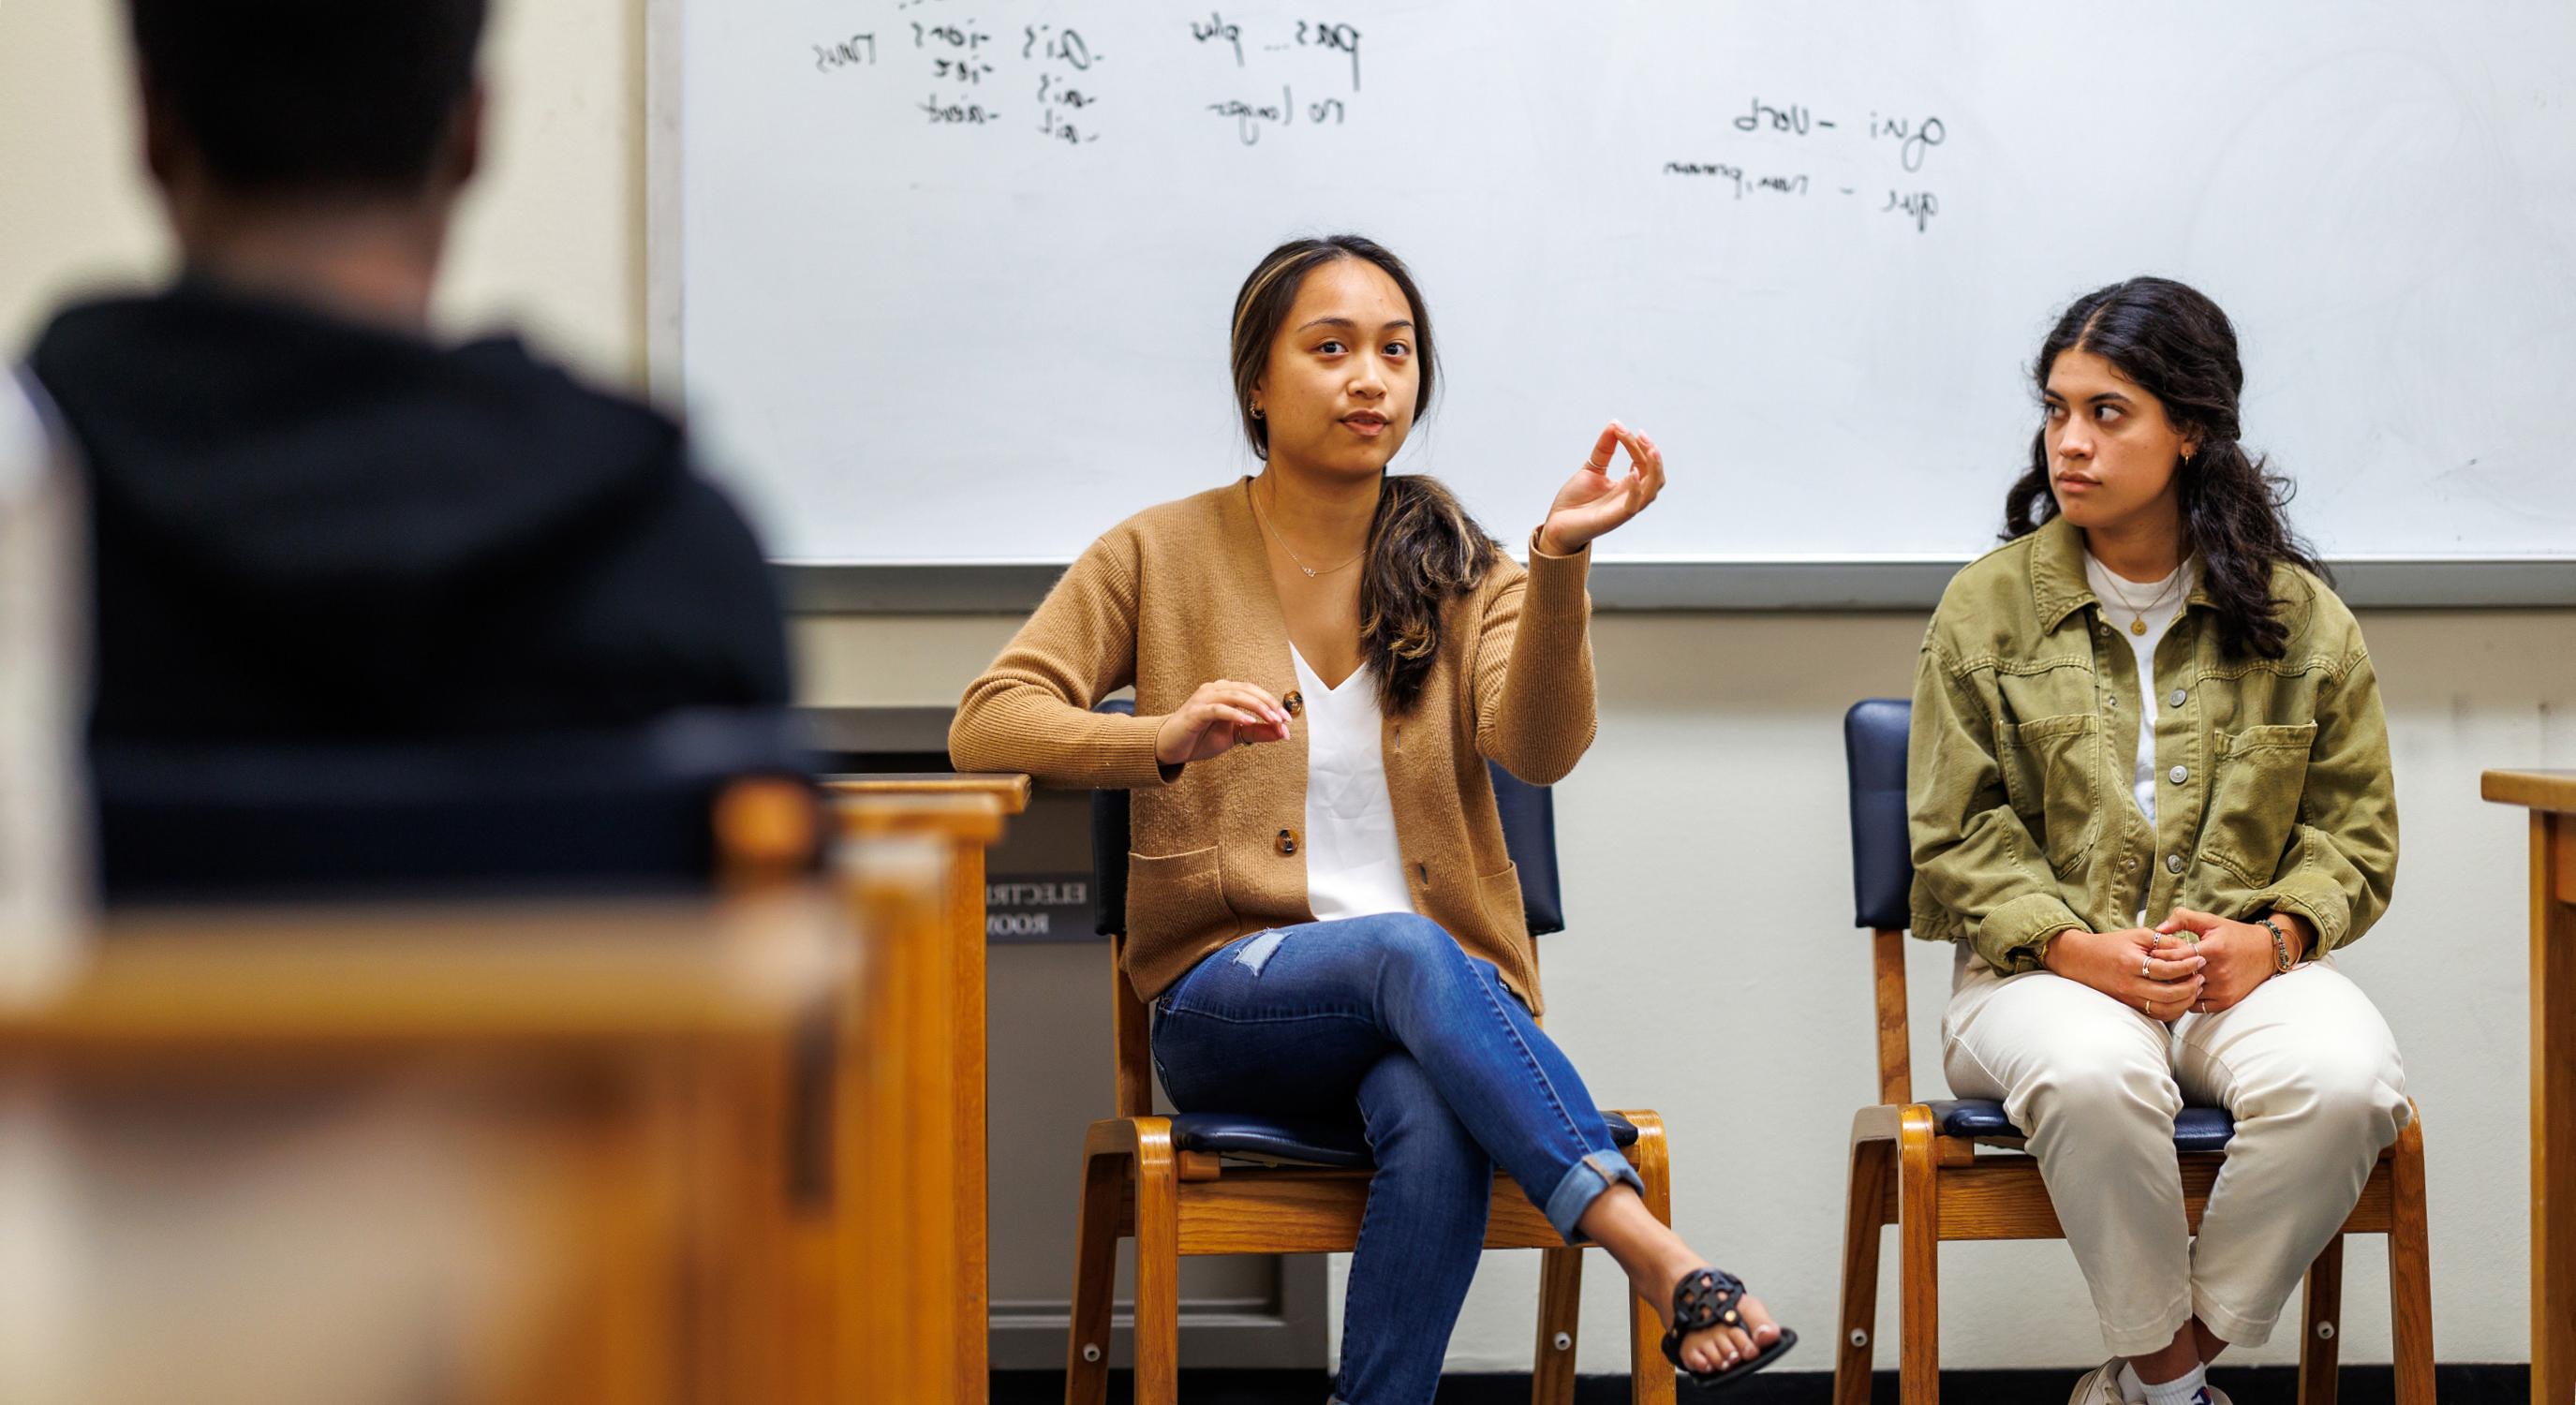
xmin=1088 ymin=700 xmax=1564 ymax=939
xmin=93 ymin=708 xmax=818 ymax=904
xmin=1845 ymin=698 xmax=1914 ymax=931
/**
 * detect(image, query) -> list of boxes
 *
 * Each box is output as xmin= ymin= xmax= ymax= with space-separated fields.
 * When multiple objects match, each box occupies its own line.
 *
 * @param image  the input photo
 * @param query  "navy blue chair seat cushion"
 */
xmin=1928 ymin=1098 xmax=2235 ymax=1154
xmin=1170 ymin=1109 xmax=1639 ymax=1170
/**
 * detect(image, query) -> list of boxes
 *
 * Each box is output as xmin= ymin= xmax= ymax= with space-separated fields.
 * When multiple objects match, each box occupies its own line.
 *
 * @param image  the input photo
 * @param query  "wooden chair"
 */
xmin=1064 ymin=703 xmax=1677 ymax=1405
xmin=1833 ymin=698 xmax=2435 ymax=1405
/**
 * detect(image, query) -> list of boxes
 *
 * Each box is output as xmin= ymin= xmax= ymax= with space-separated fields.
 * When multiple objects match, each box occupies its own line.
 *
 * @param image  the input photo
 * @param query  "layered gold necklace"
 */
xmin=2097 ymin=559 xmax=2189 ymax=636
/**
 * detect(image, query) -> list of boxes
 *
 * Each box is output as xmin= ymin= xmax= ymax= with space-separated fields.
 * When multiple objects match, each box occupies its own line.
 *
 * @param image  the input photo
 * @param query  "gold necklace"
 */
xmin=2096 ymin=558 xmax=2188 ymax=636
xmin=1248 ymin=478 xmax=1365 ymax=579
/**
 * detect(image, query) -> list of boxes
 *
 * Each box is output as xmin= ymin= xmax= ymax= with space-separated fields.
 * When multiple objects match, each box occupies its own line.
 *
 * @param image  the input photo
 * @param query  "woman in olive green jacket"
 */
xmin=1907 ymin=278 xmax=2407 ymax=1405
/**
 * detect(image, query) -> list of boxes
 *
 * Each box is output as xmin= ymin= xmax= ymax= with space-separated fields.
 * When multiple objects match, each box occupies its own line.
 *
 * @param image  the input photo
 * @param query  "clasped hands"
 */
xmin=2040 ymin=908 xmax=2312 ymax=1021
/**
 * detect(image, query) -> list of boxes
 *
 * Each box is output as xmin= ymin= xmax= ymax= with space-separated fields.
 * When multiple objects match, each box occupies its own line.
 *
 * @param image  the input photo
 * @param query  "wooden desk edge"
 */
xmin=2480 ymin=768 xmax=2576 ymax=814
xmin=824 ymin=773 xmax=1031 ymax=814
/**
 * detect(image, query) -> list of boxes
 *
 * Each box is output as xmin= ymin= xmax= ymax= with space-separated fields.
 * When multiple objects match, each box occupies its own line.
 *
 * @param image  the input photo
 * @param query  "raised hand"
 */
xmin=1538 ymin=421 xmax=1666 ymax=555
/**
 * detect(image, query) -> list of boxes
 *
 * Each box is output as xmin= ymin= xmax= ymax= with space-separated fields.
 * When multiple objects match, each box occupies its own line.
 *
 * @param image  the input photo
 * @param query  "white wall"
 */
xmin=0 ymin=0 xmax=642 ymax=378
xmin=8 ymin=0 xmax=2563 ymax=1378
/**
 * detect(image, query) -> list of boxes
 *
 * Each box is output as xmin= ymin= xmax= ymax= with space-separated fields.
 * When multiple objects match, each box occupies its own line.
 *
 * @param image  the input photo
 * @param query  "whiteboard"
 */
xmin=666 ymin=1 xmax=2576 ymax=570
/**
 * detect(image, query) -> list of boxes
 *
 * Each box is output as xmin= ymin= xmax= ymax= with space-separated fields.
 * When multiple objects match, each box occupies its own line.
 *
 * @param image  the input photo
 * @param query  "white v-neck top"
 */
xmin=1289 ymin=644 xmax=1415 ymax=923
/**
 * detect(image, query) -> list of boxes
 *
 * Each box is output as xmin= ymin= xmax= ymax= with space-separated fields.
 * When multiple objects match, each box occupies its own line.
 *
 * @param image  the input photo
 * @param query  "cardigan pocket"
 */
xmin=2201 ymin=721 xmax=2318 ymax=884
xmin=1473 ymin=861 xmax=1531 ymax=947
xmin=1126 ymin=844 xmax=1234 ymax=943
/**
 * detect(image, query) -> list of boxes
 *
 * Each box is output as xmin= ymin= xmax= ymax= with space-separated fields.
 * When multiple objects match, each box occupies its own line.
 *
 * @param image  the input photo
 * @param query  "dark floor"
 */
xmin=997 ymin=1364 xmax=2527 ymax=1403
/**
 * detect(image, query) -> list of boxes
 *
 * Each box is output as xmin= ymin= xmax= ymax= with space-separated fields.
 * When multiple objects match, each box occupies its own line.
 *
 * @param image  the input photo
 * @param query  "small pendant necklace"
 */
xmin=1248 ymin=478 xmax=1365 ymax=579
xmin=2097 ymin=558 xmax=2188 ymax=636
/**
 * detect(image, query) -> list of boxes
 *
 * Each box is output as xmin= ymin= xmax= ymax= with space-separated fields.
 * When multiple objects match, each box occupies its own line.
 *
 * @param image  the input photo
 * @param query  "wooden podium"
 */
xmin=831 ymin=773 xmax=1030 ymax=1405
xmin=2482 ymin=768 xmax=2576 ymax=1405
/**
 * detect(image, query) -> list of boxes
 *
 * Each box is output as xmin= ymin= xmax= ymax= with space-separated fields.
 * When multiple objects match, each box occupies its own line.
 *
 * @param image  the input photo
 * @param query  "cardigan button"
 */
xmin=1282 ymin=691 xmax=1304 ymax=717
xmin=1276 ymin=827 xmax=1300 ymax=856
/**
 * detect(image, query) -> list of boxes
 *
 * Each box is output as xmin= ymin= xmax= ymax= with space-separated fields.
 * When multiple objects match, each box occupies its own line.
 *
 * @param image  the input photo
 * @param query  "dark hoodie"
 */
xmin=28 ymin=279 xmax=792 ymax=743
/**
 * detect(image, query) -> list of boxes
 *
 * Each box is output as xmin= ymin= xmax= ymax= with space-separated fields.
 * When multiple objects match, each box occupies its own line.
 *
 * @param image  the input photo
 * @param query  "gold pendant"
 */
xmin=2130 ymin=618 xmax=2148 ymax=636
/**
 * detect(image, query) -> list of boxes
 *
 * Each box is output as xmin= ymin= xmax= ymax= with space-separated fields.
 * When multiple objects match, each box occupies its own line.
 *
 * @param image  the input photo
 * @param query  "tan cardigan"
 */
xmin=950 ymin=478 xmax=1598 ymax=1011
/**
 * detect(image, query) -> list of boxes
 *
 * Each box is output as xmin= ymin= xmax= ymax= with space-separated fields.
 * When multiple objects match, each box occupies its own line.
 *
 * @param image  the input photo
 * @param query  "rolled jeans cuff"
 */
xmin=1542 ymin=1148 xmax=1645 ymax=1244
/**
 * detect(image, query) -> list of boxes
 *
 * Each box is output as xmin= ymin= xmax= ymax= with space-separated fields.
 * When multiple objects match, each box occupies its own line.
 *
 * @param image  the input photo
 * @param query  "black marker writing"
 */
xmin=1191 ymin=10 xmax=1245 ymax=66
xmin=812 ymin=33 xmax=877 ymax=71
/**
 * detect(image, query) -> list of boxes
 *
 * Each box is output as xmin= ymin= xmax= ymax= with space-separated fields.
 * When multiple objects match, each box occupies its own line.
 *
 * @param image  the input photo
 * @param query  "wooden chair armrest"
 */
xmin=1082 ymin=1115 xmax=1175 ymax=1165
xmin=825 ymin=773 xmax=1031 ymax=814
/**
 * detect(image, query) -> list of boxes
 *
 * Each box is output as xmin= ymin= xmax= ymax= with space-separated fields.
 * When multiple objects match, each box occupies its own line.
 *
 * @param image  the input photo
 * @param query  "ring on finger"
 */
xmin=2140 ymin=958 xmax=2151 ymax=978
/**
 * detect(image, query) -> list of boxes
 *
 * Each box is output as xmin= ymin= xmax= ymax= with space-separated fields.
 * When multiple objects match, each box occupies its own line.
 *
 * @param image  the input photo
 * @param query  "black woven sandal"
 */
xmin=1661 ymin=1267 xmax=1796 ymax=1392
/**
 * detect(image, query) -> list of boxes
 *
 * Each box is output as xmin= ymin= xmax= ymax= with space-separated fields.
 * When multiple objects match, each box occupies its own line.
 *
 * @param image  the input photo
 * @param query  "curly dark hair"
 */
xmin=2005 ymin=276 xmax=2330 ymax=661
xmin=1229 ymin=235 xmax=1500 ymax=715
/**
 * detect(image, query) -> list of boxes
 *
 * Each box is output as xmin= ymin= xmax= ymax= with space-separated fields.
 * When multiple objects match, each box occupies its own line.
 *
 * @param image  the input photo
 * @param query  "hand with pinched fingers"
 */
xmin=2041 ymin=924 xmax=2208 ymax=1023
xmin=1537 ymin=421 xmax=1666 ymax=555
xmin=1153 ymin=678 xmax=1292 ymax=767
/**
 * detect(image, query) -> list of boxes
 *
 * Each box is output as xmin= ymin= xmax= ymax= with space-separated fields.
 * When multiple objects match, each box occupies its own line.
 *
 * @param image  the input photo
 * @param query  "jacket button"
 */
xmin=2169 ymin=764 xmax=2189 ymax=785
xmin=1276 ymin=827 xmax=1299 ymax=856
xmin=2166 ymin=852 xmax=2185 ymax=874
xmin=2122 ymin=856 xmax=2138 ymax=872
xmin=1282 ymin=691 xmax=1304 ymax=717
xmin=2169 ymin=688 xmax=2187 ymax=708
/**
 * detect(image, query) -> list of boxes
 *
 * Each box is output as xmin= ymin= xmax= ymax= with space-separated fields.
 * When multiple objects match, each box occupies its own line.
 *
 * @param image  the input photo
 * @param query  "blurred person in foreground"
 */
xmin=22 ymin=0 xmax=788 ymax=754
xmin=0 ymin=7 xmax=795 ymax=1400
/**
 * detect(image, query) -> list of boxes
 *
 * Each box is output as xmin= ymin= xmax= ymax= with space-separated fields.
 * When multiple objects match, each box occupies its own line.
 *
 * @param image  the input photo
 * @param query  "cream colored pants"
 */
xmin=1941 ymin=948 xmax=2409 ymax=1354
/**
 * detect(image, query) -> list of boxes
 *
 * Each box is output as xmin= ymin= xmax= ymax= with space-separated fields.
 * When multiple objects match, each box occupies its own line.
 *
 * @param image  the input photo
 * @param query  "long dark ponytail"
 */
xmin=2005 ymin=276 xmax=2329 ymax=661
xmin=1230 ymin=235 xmax=1500 ymax=714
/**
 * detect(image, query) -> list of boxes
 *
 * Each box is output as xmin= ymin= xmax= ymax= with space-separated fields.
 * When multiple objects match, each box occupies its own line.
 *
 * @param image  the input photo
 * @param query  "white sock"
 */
xmin=2135 ymin=1362 xmax=2207 ymax=1405
xmin=2116 ymin=1361 xmax=2151 ymax=1403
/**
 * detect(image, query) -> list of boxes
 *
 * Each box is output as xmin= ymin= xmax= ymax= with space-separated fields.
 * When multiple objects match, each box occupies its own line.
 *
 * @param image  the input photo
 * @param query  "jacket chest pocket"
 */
xmin=2201 ymin=722 xmax=2317 ymax=883
xmin=1996 ymin=712 xmax=2104 ymax=875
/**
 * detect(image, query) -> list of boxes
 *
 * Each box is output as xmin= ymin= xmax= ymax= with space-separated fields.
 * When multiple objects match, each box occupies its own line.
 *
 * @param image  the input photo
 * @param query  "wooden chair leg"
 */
xmin=1897 ymin=1106 xmax=1942 ymax=1405
xmin=1837 ymin=1136 xmax=1894 ymax=1405
xmin=1621 ymin=1114 xmax=1677 ymax=1405
xmin=2296 ymin=1235 xmax=2344 ymax=1405
xmin=1130 ymin=1122 xmax=1181 ymax=1405
xmin=2385 ymin=1116 xmax=2435 ymax=1405
xmin=1532 ymin=1247 xmax=1582 ymax=1405
xmin=1063 ymin=1138 xmax=1125 ymax=1405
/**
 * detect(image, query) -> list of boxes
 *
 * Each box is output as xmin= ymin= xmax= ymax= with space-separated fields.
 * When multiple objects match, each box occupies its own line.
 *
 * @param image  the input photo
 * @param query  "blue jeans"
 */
xmin=1150 ymin=913 xmax=1644 ymax=1405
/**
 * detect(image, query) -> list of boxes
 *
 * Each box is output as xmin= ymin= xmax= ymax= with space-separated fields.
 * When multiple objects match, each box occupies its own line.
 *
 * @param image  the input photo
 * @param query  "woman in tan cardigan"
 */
xmin=952 ymin=235 xmax=1791 ymax=1401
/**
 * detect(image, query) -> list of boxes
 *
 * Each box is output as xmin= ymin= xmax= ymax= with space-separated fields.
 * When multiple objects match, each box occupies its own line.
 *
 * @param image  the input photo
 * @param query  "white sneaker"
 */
xmin=2068 ymin=1361 xmax=2236 ymax=1405
xmin=2068 ymin=1360 xmax=2125 ymax=1405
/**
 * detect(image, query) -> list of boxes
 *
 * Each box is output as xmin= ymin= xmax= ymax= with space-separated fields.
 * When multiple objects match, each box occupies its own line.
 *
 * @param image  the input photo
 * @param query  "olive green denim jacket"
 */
xmin=1907 ymin=516 xmax=2397 ymax=973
